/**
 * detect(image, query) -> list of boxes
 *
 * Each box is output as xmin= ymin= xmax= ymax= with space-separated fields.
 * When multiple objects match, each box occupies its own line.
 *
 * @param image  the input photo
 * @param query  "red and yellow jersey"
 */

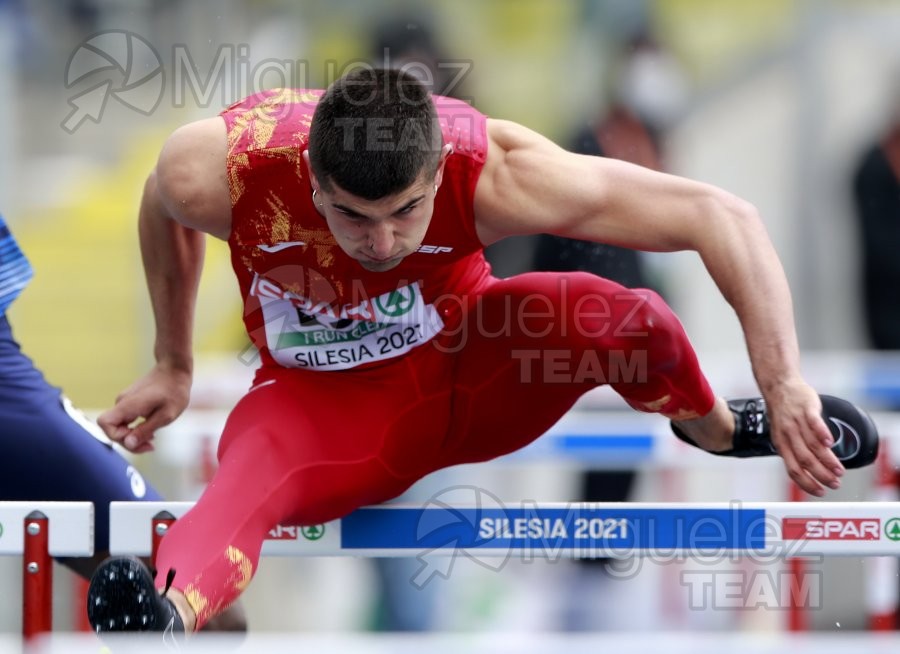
xmin=221 ymin=88 xmax=490 ymax=370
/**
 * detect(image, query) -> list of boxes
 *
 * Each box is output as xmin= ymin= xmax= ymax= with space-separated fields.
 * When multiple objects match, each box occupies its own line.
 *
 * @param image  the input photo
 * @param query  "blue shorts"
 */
xmin=0 ymin=315 xmax=161 ymax=552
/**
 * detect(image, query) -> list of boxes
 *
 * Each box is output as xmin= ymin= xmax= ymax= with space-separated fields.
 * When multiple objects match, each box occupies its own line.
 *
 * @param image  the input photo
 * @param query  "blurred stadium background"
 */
xmin=1 ymin=0 xmax=900 ymax=642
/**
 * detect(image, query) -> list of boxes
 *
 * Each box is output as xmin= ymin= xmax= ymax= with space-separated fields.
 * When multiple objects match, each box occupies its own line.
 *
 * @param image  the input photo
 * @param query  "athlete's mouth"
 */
xmin=361 ymin=252 xmax=403 ymax=264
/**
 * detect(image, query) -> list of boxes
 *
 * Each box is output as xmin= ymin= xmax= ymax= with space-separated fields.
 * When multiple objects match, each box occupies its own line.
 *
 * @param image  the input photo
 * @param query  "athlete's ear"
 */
xmin=433 ymin=143 xmax=454 ymax=190
xmin=302 ymin=150 xmax=320 ymax=192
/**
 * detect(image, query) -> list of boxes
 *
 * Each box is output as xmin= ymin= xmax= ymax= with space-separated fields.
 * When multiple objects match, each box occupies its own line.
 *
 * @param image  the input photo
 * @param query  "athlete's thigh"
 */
xmin=215 ymin=362 xmax=454 ymax=524
xmin=444 ymin=271 xmax=645 ymax=464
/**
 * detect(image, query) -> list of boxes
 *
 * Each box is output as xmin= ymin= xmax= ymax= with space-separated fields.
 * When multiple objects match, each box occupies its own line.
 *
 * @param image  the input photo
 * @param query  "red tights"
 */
xmin=156 ymin=271 xmax=715 ymax=627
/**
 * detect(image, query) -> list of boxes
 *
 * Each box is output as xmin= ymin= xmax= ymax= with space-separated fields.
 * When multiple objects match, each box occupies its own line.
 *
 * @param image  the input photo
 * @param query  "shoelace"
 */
xmin=148 ymin=566 xmax=177 ymax=598
xmin=162 ymin=568 xmax=177 ymax=598
xmin=741 ymin=400 xmax=769 ymax=442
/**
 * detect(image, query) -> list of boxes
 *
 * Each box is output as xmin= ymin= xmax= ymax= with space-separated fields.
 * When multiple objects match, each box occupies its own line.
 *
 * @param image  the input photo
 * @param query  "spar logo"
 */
xmin=782 ymin=517 xmax=880 ymax=541
xmin=375 ymin=286 xmax=416 ymax=317
xmin=267 ymin=524 xmax=325 ymax=541
xmin=301 ymin=525 xmax=325 ymax=541
xmin=885 ymin=518 xmax=900 ymax=542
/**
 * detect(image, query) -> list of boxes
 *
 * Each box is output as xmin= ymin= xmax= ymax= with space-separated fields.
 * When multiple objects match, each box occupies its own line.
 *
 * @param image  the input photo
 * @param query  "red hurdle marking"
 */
xmin=151 ymin=510 xmax=177 ymax=567
xmin=867 ymin=441 xmax=898 ymax=631
xmin=786 ymin=483 xmax=809 ymax=633
xmin=23 ymin=511 xmax=52 ymax=639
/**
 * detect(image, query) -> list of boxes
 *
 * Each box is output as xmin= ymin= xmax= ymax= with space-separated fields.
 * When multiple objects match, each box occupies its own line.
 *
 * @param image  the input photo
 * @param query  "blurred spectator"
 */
xmin=852 ymin=111 xmax=900 ymax=351
xmin=371 ymin=15 xmax=469 ymax=100
xmin=852 ymin=101 xmax=900 ymax=622
xmin=535 ymin=29 xmax=688 ymax=291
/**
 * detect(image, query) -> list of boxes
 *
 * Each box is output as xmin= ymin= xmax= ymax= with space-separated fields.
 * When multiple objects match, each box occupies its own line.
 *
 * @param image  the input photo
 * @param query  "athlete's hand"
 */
xmin=98 ymin=363 xmax=192 ymax=454
xmin=764 ymin=378 xmax=844 ymax=496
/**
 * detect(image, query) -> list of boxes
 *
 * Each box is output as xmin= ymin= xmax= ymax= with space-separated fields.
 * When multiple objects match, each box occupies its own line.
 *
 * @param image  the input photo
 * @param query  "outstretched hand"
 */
xmin=98 ymin=364 xmax=192 ymax=454
xmin=765 ymin=379 xmax=844 ymax=496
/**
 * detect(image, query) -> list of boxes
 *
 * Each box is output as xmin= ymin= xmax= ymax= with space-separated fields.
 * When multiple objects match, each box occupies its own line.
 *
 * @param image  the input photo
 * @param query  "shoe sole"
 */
xmin=87 ymin=556 xmax=163 ymax=632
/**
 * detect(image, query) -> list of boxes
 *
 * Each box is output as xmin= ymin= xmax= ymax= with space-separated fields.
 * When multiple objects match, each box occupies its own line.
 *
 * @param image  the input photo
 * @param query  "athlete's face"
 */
xmin=317 ymin=175 xmax=437 ymax=272
xmin=304 ymin=146 xmax=452 ymax=272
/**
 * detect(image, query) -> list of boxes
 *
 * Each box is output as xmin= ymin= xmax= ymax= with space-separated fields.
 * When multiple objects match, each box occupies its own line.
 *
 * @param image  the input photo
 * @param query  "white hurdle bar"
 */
xmin=0 ymin=502 xmax=93 ymax=639
xmin=110 ymin=500 xmax=900 ymax=558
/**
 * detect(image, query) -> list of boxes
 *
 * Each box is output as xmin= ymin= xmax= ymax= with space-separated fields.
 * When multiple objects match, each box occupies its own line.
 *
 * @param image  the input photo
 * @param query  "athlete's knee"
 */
xmin=617 ymin=289 xmax=700 ymax=379
xmin=613 ymin=288 xmax=670 ymax=337
xmin=572 ymin=284 xmax=672 ymax=347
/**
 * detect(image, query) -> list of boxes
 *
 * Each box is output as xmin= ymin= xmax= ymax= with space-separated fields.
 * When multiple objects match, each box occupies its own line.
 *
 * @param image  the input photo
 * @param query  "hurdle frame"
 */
xmin=0 ymin=502 xmax=94 ymax=639
xmin=109 ymin=498 xmax=900 ymax=634
xmin=112 ymin=500 xmax=900 ymax=559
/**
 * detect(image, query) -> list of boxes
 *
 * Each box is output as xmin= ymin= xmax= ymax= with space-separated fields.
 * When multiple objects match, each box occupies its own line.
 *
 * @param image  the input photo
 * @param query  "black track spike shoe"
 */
xmin=671 ymin=394 xmax=879 ymax=469
xmin=87 ymin=556 xmax=184 ymax=647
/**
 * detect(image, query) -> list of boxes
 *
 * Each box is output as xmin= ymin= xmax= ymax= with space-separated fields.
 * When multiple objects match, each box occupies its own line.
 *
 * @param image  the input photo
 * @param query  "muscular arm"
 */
xmin=99 ymin=117 xmax=231 ymax=451
xmin=475 ymin=119 xmax=800 ymax=390
xmin=474 ymin=119 xmax=836 ymax=488
xmin=144 ymin=117 xmax=231 ymax=369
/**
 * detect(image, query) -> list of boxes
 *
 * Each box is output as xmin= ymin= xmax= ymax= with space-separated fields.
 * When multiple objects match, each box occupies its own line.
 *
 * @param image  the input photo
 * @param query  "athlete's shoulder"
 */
xmin=220 ymin=88 xmax=324 ymax=154
xmin=221 ymin=88 xmax=325 ymax=119
xmin=434 ymin=96 xmax=488 ymax=163
xmin=158 ymin=117 xmax=225 ymax=178
xmin=155 ymin=117 xmax=230 ymax=238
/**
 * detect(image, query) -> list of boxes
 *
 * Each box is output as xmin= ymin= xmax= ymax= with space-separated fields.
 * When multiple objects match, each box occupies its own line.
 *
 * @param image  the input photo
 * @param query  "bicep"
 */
xmin=474 ymin=119 xmax=730 ymax=253
xmin=474 ymin=120 xmax=600 ymax=243
xmin=155 ymin=117 xmax=231 ymax=239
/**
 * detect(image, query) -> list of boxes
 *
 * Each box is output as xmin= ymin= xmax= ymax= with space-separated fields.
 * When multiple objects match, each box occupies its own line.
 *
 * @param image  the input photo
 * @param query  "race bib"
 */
xmin=252 ymin=275 xmax=444 ymax=370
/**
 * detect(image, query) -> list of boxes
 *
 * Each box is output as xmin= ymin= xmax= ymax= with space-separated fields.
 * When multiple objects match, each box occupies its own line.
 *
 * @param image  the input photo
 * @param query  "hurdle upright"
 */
xmin=0 ymin=502 xmax=93 ymax=639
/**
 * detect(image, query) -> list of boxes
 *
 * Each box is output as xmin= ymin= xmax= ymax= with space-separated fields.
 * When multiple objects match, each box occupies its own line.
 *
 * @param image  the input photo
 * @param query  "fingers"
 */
xmin=97 ymin=402 xmax=143 ymax=441
xmin=776 ymin=412 xmax=844 ymax=497
xmin=123 ymin=412 xmax=170 ymax=451
xmin=98 ymin=395 xmax=174 ymax=454
xmin=779 ymin=443 xmax=823 ymax=496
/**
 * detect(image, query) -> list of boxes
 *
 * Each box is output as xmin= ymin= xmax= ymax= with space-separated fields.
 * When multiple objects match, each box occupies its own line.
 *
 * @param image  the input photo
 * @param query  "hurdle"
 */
xmin=110 ymin=500 xmax=900 ymax=559
xmin=0 ymin=502 xmax=93 ymax=639
xmin=6 ymin=499 xmax=852 ymax=643
xmin=105 ymin=499 xmax=900 ymax=634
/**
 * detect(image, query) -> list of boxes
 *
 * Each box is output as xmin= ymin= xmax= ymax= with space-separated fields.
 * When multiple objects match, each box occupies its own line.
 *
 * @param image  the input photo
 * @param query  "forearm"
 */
xmin=138 ymin=173 xmax=205 ymax=374
xmin=697 ymin=196 xmax=802 ymax=393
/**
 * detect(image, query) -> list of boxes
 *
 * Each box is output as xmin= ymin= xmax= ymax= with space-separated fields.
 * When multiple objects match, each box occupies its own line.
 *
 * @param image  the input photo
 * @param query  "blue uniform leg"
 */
xmin=0 ymin=316 xmax=161 ymax=560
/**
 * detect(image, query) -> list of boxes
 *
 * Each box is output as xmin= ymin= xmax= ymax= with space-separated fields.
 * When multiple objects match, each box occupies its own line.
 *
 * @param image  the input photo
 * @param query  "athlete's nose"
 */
xmin=368 ymin=223 xmax=395 ymax=259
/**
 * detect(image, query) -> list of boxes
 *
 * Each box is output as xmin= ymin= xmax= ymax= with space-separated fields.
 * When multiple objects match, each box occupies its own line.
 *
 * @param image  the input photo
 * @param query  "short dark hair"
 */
xmin=308 ymin=67 xmax=443 ymax=200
